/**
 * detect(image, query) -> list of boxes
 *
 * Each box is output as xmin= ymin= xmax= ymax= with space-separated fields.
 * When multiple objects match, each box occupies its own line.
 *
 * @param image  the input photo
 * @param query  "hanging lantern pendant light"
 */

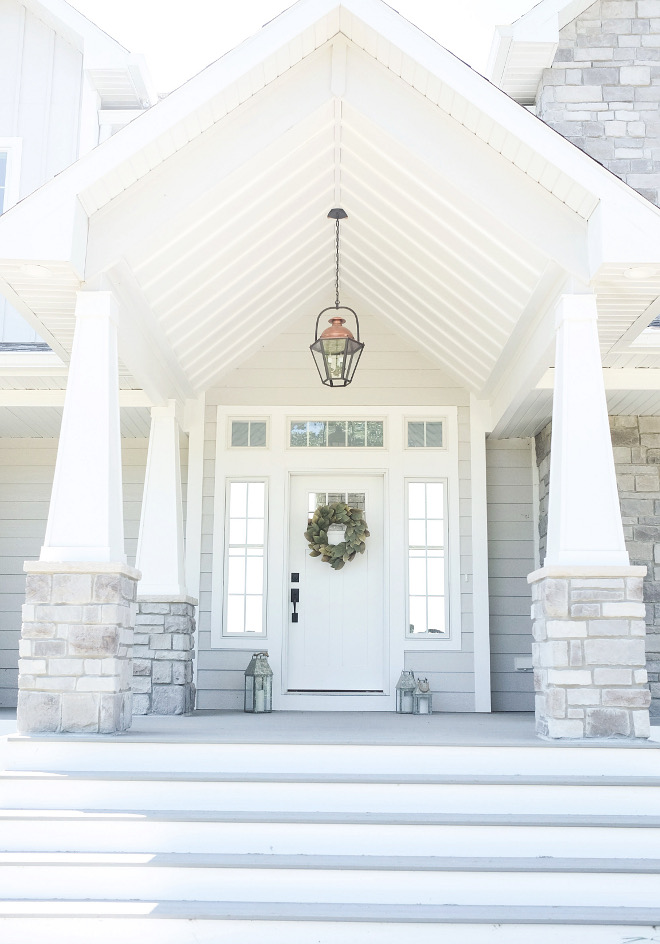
xmin=310 ymin=209 xmax=365 ymax=387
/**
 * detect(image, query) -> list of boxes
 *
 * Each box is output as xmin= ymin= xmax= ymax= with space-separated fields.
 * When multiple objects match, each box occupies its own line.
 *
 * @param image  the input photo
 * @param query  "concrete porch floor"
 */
xmin=1 ymin=708 xmax=659 ymax=747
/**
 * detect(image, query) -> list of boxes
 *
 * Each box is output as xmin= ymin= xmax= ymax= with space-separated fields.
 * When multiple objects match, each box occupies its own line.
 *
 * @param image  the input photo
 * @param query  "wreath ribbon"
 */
xmin=304 ymin=501 xmax=370 ymax=570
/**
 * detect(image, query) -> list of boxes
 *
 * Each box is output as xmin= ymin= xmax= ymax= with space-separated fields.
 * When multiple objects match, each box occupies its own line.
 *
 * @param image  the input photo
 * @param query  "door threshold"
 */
xmin=287 ymin=690 xmax=385 ymax=695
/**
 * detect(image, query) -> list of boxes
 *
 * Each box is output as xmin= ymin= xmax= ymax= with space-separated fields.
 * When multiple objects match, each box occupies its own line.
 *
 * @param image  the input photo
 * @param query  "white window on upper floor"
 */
xmin=0 ymin=140 xmax=22 ymax=214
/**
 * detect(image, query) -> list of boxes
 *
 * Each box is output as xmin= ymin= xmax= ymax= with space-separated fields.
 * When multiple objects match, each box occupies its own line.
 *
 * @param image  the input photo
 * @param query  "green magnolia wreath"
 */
xmin=304 ymin=501 xmax=370 ymax=570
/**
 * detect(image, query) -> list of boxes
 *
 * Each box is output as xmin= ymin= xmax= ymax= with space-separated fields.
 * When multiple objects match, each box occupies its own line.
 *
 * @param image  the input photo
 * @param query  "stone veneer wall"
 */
xmin=530 ymin=570 xmax=650 ymax=738
xmin=535 ymin=417 xmax=660 ymax=717
xmin=18 ymin=564 xmax=139 ymax=734
xmin=132 ymin=597 xmax=196 ymax=714
xmin=537 ymin=0 xmax=660 ymax=206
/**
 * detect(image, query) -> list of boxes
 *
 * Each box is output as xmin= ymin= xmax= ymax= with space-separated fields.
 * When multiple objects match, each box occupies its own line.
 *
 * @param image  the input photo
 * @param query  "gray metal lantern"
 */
xmin=310 ymin=209 xmax=364 ymax=388
xmin=412 ymin=679 xmax=433 ymax=715
xmin=244 ymin=651 xmax=273 ymax=713
xmin=396 ymin=670 xmax=416 ymax=714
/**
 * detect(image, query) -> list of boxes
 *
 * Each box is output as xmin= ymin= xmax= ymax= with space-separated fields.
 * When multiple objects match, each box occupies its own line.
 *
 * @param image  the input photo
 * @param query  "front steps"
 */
xmin=1 ymin=730 xmax=660 ymax=941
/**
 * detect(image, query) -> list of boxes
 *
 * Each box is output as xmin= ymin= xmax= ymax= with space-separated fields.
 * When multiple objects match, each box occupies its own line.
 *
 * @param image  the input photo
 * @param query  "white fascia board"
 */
xmin=1 ymin=0 xmax=660 ymax=275
xmin=0 ymin=351 xmax=66 ymax=375
xmin=25 ymin=0 xmax=130 ymax=61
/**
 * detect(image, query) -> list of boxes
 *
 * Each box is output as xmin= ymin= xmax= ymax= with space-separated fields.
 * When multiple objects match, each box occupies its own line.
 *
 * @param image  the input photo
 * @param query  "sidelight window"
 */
xmin=406 ymin=481 xmax=448 ymax=637
xmin=224 ymin=481 xmax=267 ymax=636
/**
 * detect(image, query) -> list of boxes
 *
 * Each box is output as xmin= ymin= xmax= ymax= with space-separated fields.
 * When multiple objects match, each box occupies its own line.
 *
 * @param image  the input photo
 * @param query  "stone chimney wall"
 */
xmin=537 ymin=0 xmax=660 ymax=206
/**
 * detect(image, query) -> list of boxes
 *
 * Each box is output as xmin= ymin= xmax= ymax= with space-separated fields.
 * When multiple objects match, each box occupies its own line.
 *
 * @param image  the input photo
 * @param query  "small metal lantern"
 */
xmin=396 ymin=670 xmax=416 ymax=714
xmin=412 ymin=678 xmax=432 ymax=715
xmin=244 ymin=651 xmax=273 ymax=713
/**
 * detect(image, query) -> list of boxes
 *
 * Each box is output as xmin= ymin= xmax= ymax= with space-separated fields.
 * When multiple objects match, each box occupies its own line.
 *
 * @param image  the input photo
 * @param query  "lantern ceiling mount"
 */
xmin=310 ymin=208 xmax=365 ymax=388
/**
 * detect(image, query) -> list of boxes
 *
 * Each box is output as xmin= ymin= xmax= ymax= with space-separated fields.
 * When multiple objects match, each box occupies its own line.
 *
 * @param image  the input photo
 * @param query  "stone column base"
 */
xmin=528 ymin=566 xmax=651 ymax=739
xmin=132 ymin=596 xmax=197 ymax=714
xmin=18 ymin=562 xmax=140 ymax=735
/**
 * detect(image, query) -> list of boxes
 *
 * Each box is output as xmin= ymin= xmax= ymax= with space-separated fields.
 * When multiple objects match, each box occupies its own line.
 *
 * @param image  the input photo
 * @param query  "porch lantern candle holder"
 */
xmin=412 ymin=679 xmax=432 ymax=715
xmin=244 ymin=651 xmax=273 ymax=713
xmin=310 ymin=208 xmax=364 ymax=387
xmin=396 ymin=670 xmax=416 ymax=713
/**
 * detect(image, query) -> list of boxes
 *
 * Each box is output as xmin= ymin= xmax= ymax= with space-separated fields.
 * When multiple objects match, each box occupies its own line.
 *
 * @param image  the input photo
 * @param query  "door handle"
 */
xmin=290 ymin=588 xmax=299 ymax=623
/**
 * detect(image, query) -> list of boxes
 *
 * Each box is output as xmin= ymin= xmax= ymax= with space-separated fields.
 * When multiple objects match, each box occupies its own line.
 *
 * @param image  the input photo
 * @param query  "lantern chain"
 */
xmin=335 ymin=217 xmax=340 ymax=308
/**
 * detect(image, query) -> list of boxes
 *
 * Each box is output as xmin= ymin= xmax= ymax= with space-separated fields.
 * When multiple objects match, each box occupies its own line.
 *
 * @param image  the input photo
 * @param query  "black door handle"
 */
xmin=291 ymin=588 xmax=299 ymax=623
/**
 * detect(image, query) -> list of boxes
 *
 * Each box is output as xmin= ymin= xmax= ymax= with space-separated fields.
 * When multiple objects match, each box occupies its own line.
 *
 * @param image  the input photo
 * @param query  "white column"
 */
xmin=41 ymin=291 xmax=125 ymax=563
xmin=546 ymin=293 xmax=628 ymax=567
xmin=136 ymin=401 xmax=187 ymax=596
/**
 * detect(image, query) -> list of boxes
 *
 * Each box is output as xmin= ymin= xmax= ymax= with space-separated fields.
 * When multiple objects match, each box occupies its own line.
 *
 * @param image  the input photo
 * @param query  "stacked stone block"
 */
xmin=132 ymin=596 xmax=196 ymax=714
xmin=17 ymin=563 xmax=139 ymax=734
xmin=530 ymin=570 xmax=651 ymax=738
xmin=537 ymin=0 xmax=660 ymax=206
xmin=536 ymin=417 xmax=660 ymax=717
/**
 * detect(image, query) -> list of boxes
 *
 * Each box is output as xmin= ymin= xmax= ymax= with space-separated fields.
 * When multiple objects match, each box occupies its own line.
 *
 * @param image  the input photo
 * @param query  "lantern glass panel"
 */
xmin=413 ymin=691 xmax=433 ymax=715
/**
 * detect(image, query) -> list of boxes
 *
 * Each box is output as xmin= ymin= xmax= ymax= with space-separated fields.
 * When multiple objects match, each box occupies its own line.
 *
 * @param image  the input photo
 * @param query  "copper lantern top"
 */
xmin=319 ymin=316 xmax=355 ymax=341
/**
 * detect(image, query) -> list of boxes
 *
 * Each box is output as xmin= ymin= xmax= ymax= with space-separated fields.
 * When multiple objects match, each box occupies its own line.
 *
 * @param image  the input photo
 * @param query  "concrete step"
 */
xmin=1 ymin=853 xmax=660 ymax=907
xmin=5 ymin=736 xmax=660 ymax=776
xmin=1 ymin=901 xmax=660 ymax=944
xmin=1 ymin=809 xmax=660 ymax=857
xmin=1 ymin=770 xmax=659 ymax=814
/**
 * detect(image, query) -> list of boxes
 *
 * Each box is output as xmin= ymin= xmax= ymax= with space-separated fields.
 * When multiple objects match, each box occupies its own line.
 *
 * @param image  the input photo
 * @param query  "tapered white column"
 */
xmin=546 ymin=293 xmax=628 ymax=567
xmin=133 ymin=402 xmax=196 ymax=716
xmin=528 ymin=293 xmax=650 ymax=741
xmin=136 ymin=402 xmax=186 ymax=596
xmin=41 ymin=291 xmax=125 ymax=563
xmin=18 ymin=290 xmax=139 ymax=735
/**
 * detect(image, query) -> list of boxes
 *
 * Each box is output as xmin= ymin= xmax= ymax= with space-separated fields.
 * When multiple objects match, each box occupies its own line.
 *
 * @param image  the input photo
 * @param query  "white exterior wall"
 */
xmin=0 ymin=438 xmax=149 ymax=706
xmin=0 ymin=0 xmax=86 ymax=343
xmin=487 ymin=438 xmax=536 ymax=712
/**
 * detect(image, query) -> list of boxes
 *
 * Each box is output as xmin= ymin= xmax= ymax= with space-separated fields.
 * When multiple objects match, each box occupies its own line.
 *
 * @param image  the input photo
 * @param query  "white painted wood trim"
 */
xmin=469 ymin=396 xmax=491 ymax=713
xmin=184 ymin=396 xmax=205 ymax=602
xmin=135 ymin=402 xmax=187 ymax=596
xmin=531 ymin=436 xmax=541 ymax=571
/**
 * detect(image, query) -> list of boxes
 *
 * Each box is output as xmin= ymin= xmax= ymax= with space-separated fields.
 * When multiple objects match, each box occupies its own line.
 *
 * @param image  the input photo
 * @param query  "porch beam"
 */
xmin=0 ymin=389 xmax=152 ymax=407
xmin=538 ymin=368 xmax=660 ymax=391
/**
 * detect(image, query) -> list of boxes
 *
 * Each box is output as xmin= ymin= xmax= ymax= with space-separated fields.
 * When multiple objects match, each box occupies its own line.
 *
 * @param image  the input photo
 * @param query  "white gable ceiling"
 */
xmin=0 ymin=0 xmax=660 ymax=411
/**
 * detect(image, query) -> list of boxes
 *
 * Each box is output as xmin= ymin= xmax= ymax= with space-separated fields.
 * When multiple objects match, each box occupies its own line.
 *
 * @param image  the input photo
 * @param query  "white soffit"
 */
xmin=488 ymin=0 xmax=598 ymax=104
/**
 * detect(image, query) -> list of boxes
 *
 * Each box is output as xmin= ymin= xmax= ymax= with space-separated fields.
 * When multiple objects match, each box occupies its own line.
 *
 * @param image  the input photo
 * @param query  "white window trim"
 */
xmin=287 ymin=417 xmax=387 ymax=450
xmin=227 ymin=417 xmax=270 ymax=449
xmin=221 ymin=477 xmax=269 ymax=640
xmin=0 ymin=138 xmax=22 ymax=212
xmin=405 ymin=478 xmax=450 ymax=640
xmin=404 ymin=416 xmax=447 ymax=450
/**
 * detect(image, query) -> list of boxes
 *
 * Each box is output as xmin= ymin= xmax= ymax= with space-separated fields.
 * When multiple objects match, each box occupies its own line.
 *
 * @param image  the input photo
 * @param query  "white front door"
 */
xmin=286 ymin=474 xmax=385 ymax=693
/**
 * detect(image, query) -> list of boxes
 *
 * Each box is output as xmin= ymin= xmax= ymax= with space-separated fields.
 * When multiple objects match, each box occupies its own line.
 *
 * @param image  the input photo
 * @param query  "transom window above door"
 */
xmin=290 ymin=420 xmax=384 ymax=448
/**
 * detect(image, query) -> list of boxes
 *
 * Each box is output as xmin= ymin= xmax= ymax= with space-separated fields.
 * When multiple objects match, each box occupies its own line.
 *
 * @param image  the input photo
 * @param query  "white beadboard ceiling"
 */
xmin=0 ymin=0 xmax=659 ymax=419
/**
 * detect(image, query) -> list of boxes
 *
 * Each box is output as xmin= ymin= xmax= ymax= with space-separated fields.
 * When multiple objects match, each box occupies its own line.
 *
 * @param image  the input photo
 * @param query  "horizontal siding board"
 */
xmin=487 ymin=439 xmax=535 ymax=712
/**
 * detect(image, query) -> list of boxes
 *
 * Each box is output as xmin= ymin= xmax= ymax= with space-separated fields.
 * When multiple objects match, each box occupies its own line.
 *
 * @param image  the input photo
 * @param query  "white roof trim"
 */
xmin=23 ymin=0 xmax=155 ymax=107
xmin=487 ymin=0 xmax=596 ymax=104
